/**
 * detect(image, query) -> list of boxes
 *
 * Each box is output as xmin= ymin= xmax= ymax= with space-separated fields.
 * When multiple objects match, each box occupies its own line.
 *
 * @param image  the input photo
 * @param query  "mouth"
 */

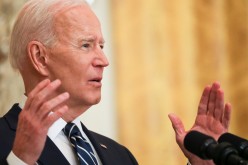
xmin=88 ymin=77 xmax=102 ymax=87
xmin=89 ymin=77 xmax=102 ymax=83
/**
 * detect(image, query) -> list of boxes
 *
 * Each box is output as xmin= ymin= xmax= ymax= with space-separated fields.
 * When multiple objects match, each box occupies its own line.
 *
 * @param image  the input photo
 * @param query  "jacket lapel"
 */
xmin=37 ymin=137 xmax=69 ymax=165
xmin=81 ymin=123 xmax=110 ymax=164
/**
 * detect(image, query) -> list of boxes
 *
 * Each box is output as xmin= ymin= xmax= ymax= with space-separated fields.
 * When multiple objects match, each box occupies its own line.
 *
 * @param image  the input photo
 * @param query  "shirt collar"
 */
xmin=19 ymin=94 xmax=26 ymax=110
xmin=48 ymin=117 xmax=67 ymax=141
xmin=48 ymin=117 xmax=83 ymax=141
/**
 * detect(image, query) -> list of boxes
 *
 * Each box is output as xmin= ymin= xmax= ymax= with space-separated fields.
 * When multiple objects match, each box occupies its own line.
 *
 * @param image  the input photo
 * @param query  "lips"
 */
xmin=89 ymin=77 xmax=102 ymax=82
xmin=88 ymin=76 xmax=102 ymax=87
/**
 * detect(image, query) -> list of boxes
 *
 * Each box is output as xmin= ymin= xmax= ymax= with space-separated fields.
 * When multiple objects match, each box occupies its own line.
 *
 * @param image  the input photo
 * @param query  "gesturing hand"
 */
xmin=12 ymin=79 xmax=70 ymax=165
xmin=168 ymin=82 xmax=232 ymax=165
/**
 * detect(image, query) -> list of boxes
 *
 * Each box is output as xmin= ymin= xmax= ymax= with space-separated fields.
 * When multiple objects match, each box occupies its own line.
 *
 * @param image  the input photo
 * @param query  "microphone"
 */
xmin=219 ymin=133 xmax=248 ymax=159
xmin=184 ymin=131 xmax=248 ymax=165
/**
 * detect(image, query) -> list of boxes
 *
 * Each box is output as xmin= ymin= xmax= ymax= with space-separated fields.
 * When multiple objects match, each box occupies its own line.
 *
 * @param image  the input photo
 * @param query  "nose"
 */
xmin=92 ymin=49 xmax=109 ymax=67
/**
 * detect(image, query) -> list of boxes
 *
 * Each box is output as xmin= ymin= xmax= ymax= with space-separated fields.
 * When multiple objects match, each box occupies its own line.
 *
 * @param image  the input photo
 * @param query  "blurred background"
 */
xmin=0 ymin=0 xmax=248 ymax=164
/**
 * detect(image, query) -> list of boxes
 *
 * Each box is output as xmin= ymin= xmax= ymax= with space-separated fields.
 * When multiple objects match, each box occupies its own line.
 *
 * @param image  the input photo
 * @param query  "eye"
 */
xmin=82 ymin=43 xmax=90 ymax=48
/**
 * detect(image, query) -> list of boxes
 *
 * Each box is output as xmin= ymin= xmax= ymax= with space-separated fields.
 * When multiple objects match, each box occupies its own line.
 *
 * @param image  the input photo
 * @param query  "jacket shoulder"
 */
xmin=0 ymin=104 xmax=20 ymax=161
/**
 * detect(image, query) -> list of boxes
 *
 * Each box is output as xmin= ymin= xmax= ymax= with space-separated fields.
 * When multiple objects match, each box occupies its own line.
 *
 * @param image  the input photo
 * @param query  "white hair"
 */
xmin=9 ymin=0 xmax=87 ymax=70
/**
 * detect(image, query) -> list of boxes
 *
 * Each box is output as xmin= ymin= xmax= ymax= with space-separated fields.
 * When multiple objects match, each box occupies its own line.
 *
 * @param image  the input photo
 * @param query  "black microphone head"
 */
xmin=219 ymin=133 xmax=247 ymax=147
xmin=184 ymin=131 xmax=217 ymax=159
xmin=219 ymin=132 xmax=248 ymax=159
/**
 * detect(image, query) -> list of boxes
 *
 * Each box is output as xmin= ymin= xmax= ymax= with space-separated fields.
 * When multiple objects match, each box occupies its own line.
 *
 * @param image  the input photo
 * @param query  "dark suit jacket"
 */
xmin=0 ymin=104 xmax=138 ymax=165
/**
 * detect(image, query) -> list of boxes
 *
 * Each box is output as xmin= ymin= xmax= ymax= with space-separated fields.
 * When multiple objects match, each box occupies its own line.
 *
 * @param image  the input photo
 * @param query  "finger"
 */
xmin=37 ymin=92 xmax=70 ymax=120
xmin=207 ymin=82 xmax=220 ymax=116
xmin=222 ymin=103 xmax=232 ymax=130
xmin=24 ymin=79 xmax=50 ymax=110
xmin=28 ymin=80 xmax=61 ymax=113
xmin=168 ymin=113 xmax=185 ymax=136
xmin=44 ymin=105 xmax=69 ymax=128
xmin=214 ymin=89 xmax=224 ymax=121
xmin=197 ymin=85 xmax=211 ymax=116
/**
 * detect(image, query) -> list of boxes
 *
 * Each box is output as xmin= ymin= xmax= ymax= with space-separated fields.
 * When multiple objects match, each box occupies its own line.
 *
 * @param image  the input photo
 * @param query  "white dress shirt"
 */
xmin=7 ymin=98 xmax=102 ymax=165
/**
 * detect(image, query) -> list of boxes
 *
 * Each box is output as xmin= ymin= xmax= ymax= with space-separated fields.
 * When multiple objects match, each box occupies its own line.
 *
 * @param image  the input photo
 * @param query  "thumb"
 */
xmin=168 ymin=113 xmax=185 ymax=136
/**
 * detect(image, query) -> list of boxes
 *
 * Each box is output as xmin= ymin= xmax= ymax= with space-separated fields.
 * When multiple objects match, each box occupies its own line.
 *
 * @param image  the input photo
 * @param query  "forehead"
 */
xmin=53 ymin=4 xmax=102 ymax=40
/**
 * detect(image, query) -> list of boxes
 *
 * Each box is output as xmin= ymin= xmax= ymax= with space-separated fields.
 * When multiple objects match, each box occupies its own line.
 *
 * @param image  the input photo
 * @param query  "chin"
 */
xmin=89 ymin=91 xmax=102 ymax=104
xmin=83 ymin=95 xmax=101 ymax=106
xmin=92 ymin=96 xmax=101 ymax=105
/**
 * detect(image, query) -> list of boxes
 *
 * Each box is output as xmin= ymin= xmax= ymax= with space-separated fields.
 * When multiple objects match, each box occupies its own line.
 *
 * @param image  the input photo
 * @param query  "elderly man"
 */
xmin=0 ymin=0 xmax=231 ymax=164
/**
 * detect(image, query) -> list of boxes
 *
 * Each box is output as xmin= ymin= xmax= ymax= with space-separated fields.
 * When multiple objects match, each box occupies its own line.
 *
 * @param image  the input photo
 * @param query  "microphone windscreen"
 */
xmin=218 ymin=133 xmax=247 ymax=149
xmin=184 ymin=131 xmax=216 ymax=159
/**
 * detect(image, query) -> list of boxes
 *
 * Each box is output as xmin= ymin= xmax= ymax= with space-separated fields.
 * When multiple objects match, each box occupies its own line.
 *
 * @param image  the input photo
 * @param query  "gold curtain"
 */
xmin=111 ymin=0 xmax=248 ymax=164
xmin=0 ymin=0 xmax=26 ymax=116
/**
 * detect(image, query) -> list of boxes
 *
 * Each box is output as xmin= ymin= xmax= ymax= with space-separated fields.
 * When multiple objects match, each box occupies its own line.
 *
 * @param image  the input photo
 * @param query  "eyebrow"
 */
xmin=80 ymin=36 xmax=105 ymax=44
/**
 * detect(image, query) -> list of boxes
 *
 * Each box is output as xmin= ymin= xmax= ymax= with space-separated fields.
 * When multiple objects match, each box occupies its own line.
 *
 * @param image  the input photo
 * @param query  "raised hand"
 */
xmin=168 ymin=82 xmax=232 ymax=165
xmin=12 ymin=79 xmax=70 ymax=165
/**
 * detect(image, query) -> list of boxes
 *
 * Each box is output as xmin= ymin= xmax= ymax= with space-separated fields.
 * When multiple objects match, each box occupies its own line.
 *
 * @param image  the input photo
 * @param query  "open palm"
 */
xmin=169 ymin=82 xmax=231 ymax=165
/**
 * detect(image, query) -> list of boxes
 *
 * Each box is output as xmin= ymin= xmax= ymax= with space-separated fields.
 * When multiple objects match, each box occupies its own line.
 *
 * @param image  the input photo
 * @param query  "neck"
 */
xmin=61 ymin=104 xmax=91 ymax=122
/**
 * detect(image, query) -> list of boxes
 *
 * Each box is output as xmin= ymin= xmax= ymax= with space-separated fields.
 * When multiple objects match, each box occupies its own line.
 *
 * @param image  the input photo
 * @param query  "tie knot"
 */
xmin=63 ymin=122 xmax=81 ymax=138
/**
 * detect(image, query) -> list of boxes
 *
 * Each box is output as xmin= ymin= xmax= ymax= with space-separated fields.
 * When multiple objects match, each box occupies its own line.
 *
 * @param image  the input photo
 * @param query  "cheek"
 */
xmin=59 ymin=60 xmax=88 ymax=83
xmin=47 ymin=57 xmax=72 ymax=81
xmin=47 ymin=50 xmax=93 ymax=80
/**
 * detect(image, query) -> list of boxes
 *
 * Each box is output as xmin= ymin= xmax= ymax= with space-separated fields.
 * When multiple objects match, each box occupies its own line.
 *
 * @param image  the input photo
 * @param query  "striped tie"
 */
xmin=63 ymin=123 xmax=98 ymax=165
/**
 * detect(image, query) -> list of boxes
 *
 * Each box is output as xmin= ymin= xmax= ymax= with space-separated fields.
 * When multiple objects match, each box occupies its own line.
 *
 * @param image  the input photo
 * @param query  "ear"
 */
xmin=27 ymin=41 xmax=49 ymax=76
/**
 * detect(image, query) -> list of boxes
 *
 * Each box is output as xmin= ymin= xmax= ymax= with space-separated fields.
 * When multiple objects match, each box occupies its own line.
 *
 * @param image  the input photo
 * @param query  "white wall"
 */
xmin=79 ymin=0 xmax=117 ymax=141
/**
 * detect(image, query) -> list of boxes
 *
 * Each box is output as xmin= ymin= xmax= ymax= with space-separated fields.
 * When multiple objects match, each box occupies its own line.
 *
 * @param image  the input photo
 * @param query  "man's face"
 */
xmin=46 ymin=4 xmax=109 ymax=110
